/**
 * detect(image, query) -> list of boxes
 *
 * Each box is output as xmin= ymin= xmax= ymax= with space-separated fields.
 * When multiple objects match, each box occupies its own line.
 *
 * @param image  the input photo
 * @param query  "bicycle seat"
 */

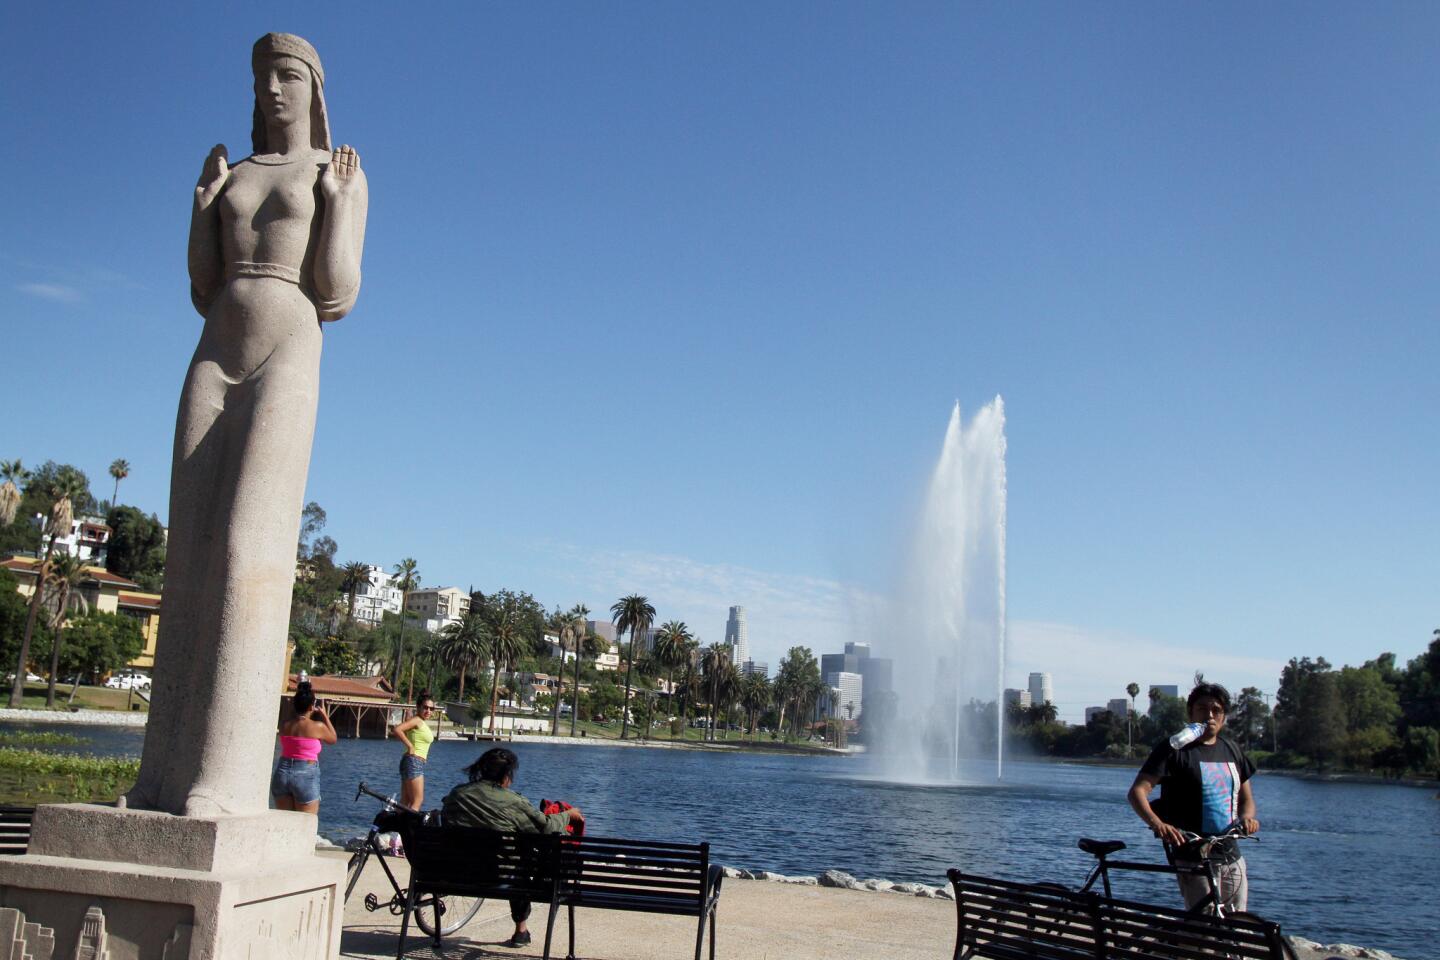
xmin=1078 ymin=838 xmax=1127 ymax=857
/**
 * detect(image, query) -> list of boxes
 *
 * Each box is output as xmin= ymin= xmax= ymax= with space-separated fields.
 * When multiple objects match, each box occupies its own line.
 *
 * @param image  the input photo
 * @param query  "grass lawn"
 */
xmin=6 ymin=682 xmax=148 ymax=713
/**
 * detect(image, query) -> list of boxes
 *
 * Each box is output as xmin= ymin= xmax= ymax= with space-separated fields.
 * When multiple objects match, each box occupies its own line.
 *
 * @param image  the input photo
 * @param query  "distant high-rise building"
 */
xmin=587 ymin=621 xmax=618 ymax=647
xmin=724 ymin=606 xmax=748 ymax=666
xmin=857 ymin=657 xmax=892 ymax=709
xmin=1149 ymin=684 xmax=1179 ymax=701
xmin=1107 ymin=698 xmax=1130 ymax=717
xmin=1004 ymin=688 xmax=1033 ymax=709
xmin=844 ymin=642 xmax=871 ymax=660
xmin=1084 ymin=706 xmax=1108 ymax=724
xmin=820 ymin=652 xmax=858 ymax=680
xmin=741 ymin=659 xmax=768 ymax=678
xmin=1028 ymin=672 xmax=1053 ymax=706
xmin=825 ymin=671 xmax=863 ymax=719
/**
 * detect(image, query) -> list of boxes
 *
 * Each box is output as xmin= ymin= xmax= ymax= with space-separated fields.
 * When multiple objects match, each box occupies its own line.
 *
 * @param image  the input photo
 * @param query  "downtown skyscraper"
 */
xmin=724 ymin=605 xmax=748 ymax=666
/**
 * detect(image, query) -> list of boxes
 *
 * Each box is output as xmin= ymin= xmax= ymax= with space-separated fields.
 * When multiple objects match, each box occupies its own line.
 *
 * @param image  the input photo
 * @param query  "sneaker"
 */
xmin=500 ymin=931 xmax=532 ymax=948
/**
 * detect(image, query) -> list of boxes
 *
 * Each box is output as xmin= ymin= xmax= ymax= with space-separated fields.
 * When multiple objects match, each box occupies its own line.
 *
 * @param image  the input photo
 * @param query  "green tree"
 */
xmin=567 ymin=604 xmax=591 ymax=737
xmin=1404 ymin=726 xmax=1440 ymax=778
xmin=1125 ymin=681 xmax=1140 ymax=756
xmin=42 ymin=554 xmax=90 ymax=706
xmin=439 ymin=611 xmax=488 ymax=703
xmin=104 ymin=506 xmax=166 ymax=592
xmin=740 ymin=672 xmax=770 ymax=735
xmin=774 ymin=646 xmax=819 ymax=740
xmin=339 ymin=561 xmax=371 ymax=625
xmin=390 ymin=558 xmax=421 ymax=695
xmin=56 ymin=611 xmax=143 ymax=700
xmin=611 ymin=595 xmax=656 ymax=740
xmin=0 ymin=460 xmax=28 ymax=527
xmin=0 ymin=567 xmax=29 ymax=670
xmin=1230 ymin=687 xmax=1270 ymax=752
xmin=310 ymin=637 xmax=361 ymax=676
xmin=651 ymin=620 xmax=693 ymax=739
xmin=9 ymin=468 xmax=87 ymax=707
xmin=479 ymin=590 xmax=531 ymax=733
xmin=107 ymin=459 xmax=130 ymax=508
xmin=700 ymin=643 xmax=734 ymax=741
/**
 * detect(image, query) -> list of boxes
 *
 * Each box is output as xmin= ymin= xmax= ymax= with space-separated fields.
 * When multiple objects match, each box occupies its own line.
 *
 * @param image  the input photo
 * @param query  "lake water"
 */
xmin=6 ymin=722 xmax=1437 ymax=957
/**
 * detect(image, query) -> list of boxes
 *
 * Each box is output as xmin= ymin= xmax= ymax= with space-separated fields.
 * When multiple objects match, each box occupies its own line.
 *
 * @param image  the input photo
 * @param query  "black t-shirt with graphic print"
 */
xmin=1140 ymin=735 xmax=1255 ymax=863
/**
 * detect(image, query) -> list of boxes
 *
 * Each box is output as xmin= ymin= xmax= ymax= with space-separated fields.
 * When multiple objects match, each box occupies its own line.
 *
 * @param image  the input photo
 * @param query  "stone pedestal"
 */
xmin=0 ymin=805 xmax=343 ymax=960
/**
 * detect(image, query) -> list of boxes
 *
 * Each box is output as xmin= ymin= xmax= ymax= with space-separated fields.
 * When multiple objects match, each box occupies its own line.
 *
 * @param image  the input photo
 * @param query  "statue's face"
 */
xmin=253 ymin=55 xmax=312 ymax=129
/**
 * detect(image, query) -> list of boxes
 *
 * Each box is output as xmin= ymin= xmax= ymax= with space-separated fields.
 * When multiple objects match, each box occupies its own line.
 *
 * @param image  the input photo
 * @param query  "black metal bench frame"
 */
xmin=556 ymin=834 xmax=723 ymax=960
xmin=947 ymin=869 xmax=1291 ymax=960
xmin=398 ymin=822 xmax=722 ymax=960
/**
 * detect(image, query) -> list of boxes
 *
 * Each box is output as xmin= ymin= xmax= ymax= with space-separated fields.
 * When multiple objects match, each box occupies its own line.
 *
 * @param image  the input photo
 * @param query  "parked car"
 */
xmin=105 ymin=672 xmax=151 ymax=691
xmin=4 ymin=672 xmax=43 ymax=684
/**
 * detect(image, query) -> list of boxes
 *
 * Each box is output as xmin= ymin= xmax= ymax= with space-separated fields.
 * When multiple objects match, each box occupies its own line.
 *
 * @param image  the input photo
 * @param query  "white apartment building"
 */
xmin=351 ymin=564 xmax=404 ymax=626
xmin=594 ymin=643 xmax=621 ymax=672
xmin=406 ymin=586 xmax=469 ymax=629
xmin=37 ymin=514 xmax=111 ymax=565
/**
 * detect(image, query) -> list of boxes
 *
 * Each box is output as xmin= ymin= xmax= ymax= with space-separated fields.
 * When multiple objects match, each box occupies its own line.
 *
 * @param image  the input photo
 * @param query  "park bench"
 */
xmin=0 ymin=806 xmax=34 ymax=855
xmin=946 ymin=869 xmax=1292 ymax=960
xmin=398 ymin=821 xmax=722 ymax=960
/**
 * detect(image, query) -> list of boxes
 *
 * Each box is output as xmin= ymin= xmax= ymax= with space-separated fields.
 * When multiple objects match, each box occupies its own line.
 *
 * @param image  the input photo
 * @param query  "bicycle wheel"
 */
xmin=343 ymin=847 xmax=369 ymax=903
xmin=415 ymin=894 xmax=484 ymax=937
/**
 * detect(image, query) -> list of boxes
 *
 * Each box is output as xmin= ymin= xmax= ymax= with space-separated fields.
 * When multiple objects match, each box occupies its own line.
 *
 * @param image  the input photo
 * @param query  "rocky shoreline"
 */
xmin=0 ymin=708 xmax=147 ymax=727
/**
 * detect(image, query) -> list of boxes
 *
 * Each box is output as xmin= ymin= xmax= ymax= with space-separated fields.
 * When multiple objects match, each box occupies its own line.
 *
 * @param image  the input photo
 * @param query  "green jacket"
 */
xmin=440 ymin=779 xmax=569 ymax=835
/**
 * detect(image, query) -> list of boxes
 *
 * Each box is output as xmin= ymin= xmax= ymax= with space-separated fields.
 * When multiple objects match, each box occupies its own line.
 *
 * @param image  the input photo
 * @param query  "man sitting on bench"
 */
xmin=441 ymin=747 xmax=586 ymax=949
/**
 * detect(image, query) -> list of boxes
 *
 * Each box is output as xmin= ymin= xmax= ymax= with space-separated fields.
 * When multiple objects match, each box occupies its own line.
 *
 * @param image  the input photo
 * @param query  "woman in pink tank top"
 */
xmin=271 ymin=677 xmax=337 ymax=815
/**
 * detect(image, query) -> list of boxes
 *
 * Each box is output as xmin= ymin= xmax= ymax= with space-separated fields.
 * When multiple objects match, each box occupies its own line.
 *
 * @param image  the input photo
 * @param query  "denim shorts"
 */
xmin=400 ymin=754 xmax=427 ymax=782
xmin=271 ymin=757 xmax=321 ymax=805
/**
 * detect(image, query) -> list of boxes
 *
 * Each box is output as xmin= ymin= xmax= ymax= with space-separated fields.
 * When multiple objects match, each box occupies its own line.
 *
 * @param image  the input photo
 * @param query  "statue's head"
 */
xmin=250 ymin=33 xmax=331 ymax=154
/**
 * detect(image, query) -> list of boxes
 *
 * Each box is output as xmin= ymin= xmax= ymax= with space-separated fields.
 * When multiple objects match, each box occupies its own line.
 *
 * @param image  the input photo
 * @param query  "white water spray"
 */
xmin=878 ymin=397 xmax=1008 ymax=782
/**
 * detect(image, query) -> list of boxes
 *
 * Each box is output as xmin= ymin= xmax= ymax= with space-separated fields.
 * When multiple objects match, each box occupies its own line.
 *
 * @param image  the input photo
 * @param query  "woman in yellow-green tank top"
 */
xmin=390 ymin=692 xmax=436 ymax=811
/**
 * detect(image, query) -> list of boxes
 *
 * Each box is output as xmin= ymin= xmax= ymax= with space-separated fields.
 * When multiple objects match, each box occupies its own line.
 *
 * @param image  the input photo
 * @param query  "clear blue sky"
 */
xmin=3 ymin=3 xmax=1435 ymax=721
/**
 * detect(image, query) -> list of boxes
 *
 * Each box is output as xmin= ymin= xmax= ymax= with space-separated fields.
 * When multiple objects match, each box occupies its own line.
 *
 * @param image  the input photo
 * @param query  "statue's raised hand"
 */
xmin=195 ymin=144 xmax=229 ymax=210
xmin=321 ymin=144 xmax=362 ymax=201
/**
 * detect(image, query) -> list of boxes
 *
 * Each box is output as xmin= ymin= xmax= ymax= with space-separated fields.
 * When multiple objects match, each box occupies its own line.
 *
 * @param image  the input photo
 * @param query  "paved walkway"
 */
xmin=334 ymin=852 xmax=1395 ymax=960
xmin=336 ymin=852 xmax=955 ymax=960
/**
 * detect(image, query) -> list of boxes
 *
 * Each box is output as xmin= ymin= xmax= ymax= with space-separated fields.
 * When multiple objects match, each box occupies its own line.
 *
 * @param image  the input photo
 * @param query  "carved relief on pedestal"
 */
xmin=0 ymin=906 xmax=56 ymax=960
xmin=71 ymin=907 xmax=107 ymax=960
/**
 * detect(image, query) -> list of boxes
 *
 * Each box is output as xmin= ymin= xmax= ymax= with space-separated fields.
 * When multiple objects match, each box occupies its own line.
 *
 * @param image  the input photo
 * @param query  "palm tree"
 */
xmin=651 ymin=620 xmax=693 ymax=738
xmin=567 ymin=604 xmax=590 ymax=736
xmin=439 ymin=612 xmax=487 ymax=703
xmin=610 ymin=595 xmax=655 ymax=740
xmin=43 ymin=555 xmax=91 ymax=707
xmin=340 ymin=561 xmax=371 ymax=625
xmin=481 ymin=592 xmax=529 ymax=734
xmin=1126 ymin=681 xmax=1141 ymax=757
xmin=390 ymin=559 xmax=420 ymax=696
xmin=108 ymin=459 xmax=130 ymax=508
xmin=740 ymin=672 xmax=770 ymax=735
xmin=10 ymin=471 xmax=85 ymax=708
xmin=0 ymin=460 xmax=27 ymax=527
xmin=700 ymin=644 xmax=733 ymax=741
xmin=544 ymin=607 xmax=576 ymax=736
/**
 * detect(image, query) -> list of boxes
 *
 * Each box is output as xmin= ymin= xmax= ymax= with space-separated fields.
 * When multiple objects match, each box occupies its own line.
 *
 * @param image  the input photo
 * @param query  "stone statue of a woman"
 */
xmin=128 ymin=33 xmax=367 ymax=816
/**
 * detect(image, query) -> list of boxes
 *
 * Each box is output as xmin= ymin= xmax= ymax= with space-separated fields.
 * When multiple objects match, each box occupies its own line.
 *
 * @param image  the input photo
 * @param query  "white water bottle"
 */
xmin=1169 ymin=722 xmax=1205 ymax=750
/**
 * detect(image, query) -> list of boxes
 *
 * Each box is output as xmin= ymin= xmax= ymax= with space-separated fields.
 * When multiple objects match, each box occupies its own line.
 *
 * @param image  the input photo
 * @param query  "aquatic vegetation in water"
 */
xmin=0 ymin=748 xmax=139 ymax=804
xmin=0 ymin=731 xmax=83 ymax=748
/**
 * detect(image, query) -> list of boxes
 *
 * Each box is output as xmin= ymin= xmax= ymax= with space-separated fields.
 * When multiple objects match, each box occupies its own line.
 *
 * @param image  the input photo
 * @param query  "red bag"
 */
xmin=540 ymin=799 xmax=583 ymax=838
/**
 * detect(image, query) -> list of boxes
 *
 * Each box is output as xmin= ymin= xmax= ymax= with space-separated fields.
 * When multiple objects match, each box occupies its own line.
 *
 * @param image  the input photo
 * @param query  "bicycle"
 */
xmin=1074 ymin=822 xmax=1256 ymax=919
xmin=343 ymin=781 xmax=484 ymax=937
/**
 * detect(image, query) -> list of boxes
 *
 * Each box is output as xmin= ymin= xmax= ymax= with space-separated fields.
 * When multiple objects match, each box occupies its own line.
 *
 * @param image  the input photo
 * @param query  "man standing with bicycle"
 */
xmin=1127 ymin=682 xmax=1260 ymax=914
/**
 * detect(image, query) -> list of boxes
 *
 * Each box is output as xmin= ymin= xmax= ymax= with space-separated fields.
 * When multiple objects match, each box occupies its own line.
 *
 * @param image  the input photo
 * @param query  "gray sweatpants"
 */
xmin=1176 ymin=856 xmax=1248 ymax=914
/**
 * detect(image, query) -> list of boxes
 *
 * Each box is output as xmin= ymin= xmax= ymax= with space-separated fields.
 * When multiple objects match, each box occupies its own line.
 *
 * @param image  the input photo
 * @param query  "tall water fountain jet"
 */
xmin=877 ymin=397 xmax=1007 ymax=782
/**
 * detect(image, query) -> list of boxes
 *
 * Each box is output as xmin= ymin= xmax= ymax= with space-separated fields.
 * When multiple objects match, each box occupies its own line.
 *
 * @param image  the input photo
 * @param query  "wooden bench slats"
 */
xmin=962 ymin=916 xmax=1107 ymax=956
